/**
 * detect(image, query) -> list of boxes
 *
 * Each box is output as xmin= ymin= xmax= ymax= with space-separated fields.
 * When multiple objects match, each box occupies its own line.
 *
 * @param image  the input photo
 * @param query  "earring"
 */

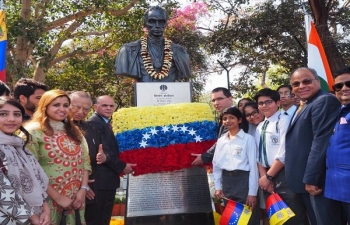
xmin=64 ymin=118 xmax=68 ymax=123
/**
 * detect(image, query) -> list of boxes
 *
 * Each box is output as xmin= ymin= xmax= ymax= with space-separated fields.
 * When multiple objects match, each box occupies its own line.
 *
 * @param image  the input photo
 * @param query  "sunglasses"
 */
xmin=291 ymin=78 xmax=317 ymax=88
xmin=332 ymin=81 xmax=350 ymax=92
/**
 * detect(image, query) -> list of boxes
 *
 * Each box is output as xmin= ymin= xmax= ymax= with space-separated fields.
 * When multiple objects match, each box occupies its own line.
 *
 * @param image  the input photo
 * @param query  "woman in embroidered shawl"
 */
xmin=0 ymin=97 xmax=50 ymax=225
xmin=23 ymin=90 xmax=91 ymax=225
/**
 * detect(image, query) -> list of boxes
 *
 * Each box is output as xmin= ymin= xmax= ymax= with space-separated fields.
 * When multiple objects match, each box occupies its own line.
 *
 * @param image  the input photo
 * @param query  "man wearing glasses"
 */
xmin=285 ymin=67 xmax=343 ymax=225
xmin=88 ymin=95 xmax=136 ymax=225
xmin=254 ymin=88 xmax=305 ymax=225
xmin=325 ymin=66 xmax=350 ymax=222
xmin=276 ymin=84 xmax=297 ymax=117
xmin=191 ymin=87 xmax=234 ymax=165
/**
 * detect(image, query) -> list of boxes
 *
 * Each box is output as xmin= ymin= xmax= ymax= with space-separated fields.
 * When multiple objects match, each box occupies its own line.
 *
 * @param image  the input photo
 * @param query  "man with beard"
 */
xmin=13 ymin=78 xmax=48 ymax=121
xmin=115 ymin=6 xmax=191 ymax=82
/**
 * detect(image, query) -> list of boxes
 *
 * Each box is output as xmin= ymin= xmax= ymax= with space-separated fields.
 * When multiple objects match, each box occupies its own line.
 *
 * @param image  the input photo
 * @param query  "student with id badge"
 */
xmin=254 ymin=88 xmax=306 ymax=225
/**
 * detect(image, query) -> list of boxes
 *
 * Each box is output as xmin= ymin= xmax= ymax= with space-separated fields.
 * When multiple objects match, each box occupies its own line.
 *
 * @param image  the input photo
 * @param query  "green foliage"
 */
xmin=207 ymin=0 xmax=349 ymax=97
xmin=45 ymin=51 xmax=134 ymax=109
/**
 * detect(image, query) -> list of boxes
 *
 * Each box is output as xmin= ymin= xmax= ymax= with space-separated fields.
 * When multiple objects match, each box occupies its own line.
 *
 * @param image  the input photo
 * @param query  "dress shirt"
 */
xmin=281 ymin=105 xmax=297 ymax=118
xmin=255 ymin=111 xmax=289 ymax=167
xmin=213 ymin=129 xmax=258 ymax=196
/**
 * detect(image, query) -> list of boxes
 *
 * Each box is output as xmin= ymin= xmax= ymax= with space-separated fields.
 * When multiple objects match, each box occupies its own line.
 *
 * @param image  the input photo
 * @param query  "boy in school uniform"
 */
xmin=254 ymin=88 xmax=306 ymax=225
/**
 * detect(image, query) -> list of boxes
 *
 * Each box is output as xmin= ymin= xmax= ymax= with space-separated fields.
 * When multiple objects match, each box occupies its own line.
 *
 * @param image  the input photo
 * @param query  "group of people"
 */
xmin=0 ymin=65 xmax=349 ymax=225
xmin=0 ymin=79 xmax=134 ymax=225
xmin=192 ymin=66 xmax=350 ymax=225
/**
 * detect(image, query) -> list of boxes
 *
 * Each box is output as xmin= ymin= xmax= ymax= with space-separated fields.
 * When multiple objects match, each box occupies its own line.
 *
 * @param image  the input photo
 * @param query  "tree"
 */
xmin=45 ymin=2 xmax=210 ymax=105
xmin=6 ymin=0 xmax=143 ymax=83
xmin=308 ymin=0 xmax=348 ymax=72
xmin=206 ymin=0 xmax=349 ymax=97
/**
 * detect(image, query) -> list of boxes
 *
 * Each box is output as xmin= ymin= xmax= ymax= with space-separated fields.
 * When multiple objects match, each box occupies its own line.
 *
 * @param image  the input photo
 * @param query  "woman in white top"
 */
xmin=213 ymin=107 xmax=259 ymax=225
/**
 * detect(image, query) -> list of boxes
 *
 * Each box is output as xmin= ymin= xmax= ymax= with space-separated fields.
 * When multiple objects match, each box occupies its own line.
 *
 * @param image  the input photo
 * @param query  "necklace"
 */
xmin=140 ymin=36 xmax=173 ymax=79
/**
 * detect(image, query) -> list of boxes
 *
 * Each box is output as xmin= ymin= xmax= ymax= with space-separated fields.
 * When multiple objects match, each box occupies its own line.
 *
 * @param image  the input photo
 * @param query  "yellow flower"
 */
xmin=112 ymin=103 xmax=215 ymax=133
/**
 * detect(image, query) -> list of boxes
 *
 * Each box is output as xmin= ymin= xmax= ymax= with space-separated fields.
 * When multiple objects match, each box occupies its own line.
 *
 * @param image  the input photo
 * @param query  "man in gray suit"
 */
xmin=285 ymin=67 xmax=343 ymax=225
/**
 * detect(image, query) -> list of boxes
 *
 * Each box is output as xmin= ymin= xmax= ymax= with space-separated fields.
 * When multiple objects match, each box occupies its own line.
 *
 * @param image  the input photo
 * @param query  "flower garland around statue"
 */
xmin=140 ymin=36 xmax=173 ymax=80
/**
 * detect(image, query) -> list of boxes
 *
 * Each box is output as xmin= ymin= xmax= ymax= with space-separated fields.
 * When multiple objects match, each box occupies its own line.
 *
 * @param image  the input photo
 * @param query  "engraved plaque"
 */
xmin=127 ymin=167 xmax=212 ymax=217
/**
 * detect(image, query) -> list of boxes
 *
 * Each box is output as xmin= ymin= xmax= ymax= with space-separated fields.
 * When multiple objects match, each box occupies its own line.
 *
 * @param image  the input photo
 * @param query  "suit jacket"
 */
xmin=285 ymin=90 xmax=340 ymax=193
xmin=88 ymin=113 xmax=126 ymax=190
xmin=75 ymin=120 xmax=100 ymax=202
xmin=325 ymin=103 xmax=350 ymax=203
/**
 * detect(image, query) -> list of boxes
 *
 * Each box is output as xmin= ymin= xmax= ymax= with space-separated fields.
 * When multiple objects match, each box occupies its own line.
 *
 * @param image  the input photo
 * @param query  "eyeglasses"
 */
xmin=291 ymin=78 xmax=317 ymax=87
xmin=332 ymin=81 xmax=350 ymax=92
xmin=245 ymin=110 xmax=259 ymax=119
xmin=71 ymin=104 xmax=91 ymax=113
xmin=258 ymin=99 xmax=274 ymax=107
xmin=278 ymin=92 xmax=295 ymax=98
xmin=211 ymin=97 xmax=227 ymax=103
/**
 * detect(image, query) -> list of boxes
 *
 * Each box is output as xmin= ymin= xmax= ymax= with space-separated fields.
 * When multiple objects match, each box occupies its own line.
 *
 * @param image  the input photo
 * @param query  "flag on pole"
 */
xmin=305 ymin=15 xmax=333 ymax=91
xmin=220 ymin=200 xmax=252 ymax=225
xmin=0 ymin=0 xmax=6 ymax=82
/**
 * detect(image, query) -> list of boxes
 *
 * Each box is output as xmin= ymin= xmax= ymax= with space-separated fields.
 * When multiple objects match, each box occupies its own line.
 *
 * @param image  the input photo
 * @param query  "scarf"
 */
xmin=0 ymin=131 xmax=49 ymax=207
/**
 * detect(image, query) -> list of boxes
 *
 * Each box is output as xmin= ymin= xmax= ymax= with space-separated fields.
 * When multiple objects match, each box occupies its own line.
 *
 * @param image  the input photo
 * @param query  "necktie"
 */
xmin=258 ymin=120 xmax=269 ymax=167
xmin=284 ymin=112 xmax=288 ymax=115
xmin=295 ymin=101 xmax=306 ymax=116
xmin=107 ymin=121 xmax=113 ymax=131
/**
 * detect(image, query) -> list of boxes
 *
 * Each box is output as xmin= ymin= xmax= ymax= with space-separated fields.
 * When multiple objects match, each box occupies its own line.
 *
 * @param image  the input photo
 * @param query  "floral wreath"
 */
xmin=140 ymin=35 xmax=173 ymax=79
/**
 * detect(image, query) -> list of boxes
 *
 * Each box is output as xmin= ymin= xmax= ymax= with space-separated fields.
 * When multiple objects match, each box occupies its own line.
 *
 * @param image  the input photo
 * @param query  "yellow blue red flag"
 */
xmin=113 ymin=103 xmax=217 ymax=176
xmin=0 ymin=7 xmax=6 ymax=82
xmin=220 ymin=200 xmax=252 ymax=225
xmin=266 ymin=193 xmax=295 ymax=225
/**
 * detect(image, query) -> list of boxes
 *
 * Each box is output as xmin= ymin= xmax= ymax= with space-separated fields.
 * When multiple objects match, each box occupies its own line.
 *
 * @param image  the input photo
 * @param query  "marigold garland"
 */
xmin=140 ymin=35 xmax=173 ymax=79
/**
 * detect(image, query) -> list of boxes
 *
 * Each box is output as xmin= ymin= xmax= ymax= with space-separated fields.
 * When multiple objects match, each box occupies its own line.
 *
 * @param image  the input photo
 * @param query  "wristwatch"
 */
xmin=266 ymin=173 xmax=274 ymax=181
xmin=80 ymin=185 xmax=90 ymax=192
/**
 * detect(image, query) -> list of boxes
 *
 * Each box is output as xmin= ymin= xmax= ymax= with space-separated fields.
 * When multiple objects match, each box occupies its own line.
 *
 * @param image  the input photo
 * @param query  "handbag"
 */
xmin=60 ymin=210 xmax=81 ymax=225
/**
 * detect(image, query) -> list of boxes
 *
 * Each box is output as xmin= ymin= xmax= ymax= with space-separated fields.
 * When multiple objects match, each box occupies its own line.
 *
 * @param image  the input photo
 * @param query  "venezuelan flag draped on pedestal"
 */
xmin=219 ymin=200 xmax=252 ymax=225
xmin=113 ymin=103 xmax=217 ymax=176
xmin=305 ymin=15 xmax=333 ymax=91
xmin=0 ymin=7 xmax=7 ymax=82
xmin=266 ymin=193 xmax=295 ymax=225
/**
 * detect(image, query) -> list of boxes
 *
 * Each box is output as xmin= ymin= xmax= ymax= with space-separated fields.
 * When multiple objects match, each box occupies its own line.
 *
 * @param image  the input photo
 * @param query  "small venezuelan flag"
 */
xmin=114 ymin=103 xmax=217 ymax=176
xmin=266 ymin=193 xmax=295 ymax=225
xmin=220 ymin=200 xmax=252 ymax=225
xmin=0 ymin=7 xmax=6 ymax=82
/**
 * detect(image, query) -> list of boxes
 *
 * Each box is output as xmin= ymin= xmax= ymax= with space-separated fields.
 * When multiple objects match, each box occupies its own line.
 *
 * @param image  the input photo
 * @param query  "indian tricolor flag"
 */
xmin=0 ymin=6 xmax=6 ymax=82
xmin=305 ymin=15 xmax=333 ymax=91
xmin=113 ymin=103 xmax=217 ymax=176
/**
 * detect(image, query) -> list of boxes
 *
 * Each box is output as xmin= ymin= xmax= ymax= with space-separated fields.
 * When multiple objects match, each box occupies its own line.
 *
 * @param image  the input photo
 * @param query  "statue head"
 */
xmin=144 ymin=6 xmax=168 ymax=38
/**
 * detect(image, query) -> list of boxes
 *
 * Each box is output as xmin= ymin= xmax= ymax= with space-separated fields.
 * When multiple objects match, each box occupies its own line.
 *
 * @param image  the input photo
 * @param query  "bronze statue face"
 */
xmin=145 ymin=9 xmax=167 ymax=38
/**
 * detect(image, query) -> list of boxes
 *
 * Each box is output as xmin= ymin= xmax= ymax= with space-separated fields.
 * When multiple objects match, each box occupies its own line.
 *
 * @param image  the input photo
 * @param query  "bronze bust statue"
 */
xmin=115 ymin=6 xmax=191 ymax=82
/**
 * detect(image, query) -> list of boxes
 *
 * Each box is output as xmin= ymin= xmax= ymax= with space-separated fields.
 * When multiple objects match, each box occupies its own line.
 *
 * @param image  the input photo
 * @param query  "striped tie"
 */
xmin=258 ymin=120 xmax=269 ymax=167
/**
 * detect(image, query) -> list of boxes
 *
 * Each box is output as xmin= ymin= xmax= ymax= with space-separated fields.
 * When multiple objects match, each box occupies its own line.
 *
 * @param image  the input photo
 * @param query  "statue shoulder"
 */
xmin=121 ymin=40 xmax=141 ymax=49
xmin=171 ymin=42 xmax=189 ymax=57
xmin=171 ymin=42 xmax=187 ymax=51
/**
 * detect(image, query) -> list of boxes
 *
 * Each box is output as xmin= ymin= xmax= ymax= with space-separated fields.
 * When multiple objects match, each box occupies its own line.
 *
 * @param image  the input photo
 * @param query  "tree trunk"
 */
xmin=309 ymin=0 xmax=346 ymax=73
xmin=33 ymin=64 xmax=46 ymax=82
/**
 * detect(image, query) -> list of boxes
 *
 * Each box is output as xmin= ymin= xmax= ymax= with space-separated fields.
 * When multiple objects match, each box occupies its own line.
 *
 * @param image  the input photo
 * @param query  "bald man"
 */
xmin=88 ymin=95 xmax=135 ymax=225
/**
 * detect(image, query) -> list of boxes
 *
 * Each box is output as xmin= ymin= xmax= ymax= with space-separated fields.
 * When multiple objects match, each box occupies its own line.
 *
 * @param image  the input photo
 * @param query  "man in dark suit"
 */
xmin=285 ymin=67 xmax=343 ymax=225
xmin=191 ymin=87 xmax=234 ymax=165
xmin=88 ymin=95 xmax=135 ymax=225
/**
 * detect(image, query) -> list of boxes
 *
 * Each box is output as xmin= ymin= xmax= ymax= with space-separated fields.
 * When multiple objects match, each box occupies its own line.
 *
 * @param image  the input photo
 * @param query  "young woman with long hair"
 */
xmin=23 ymin=90 xmax=91 ymax=225
xmin=0 ymin=97 xmax=50 ymax=225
